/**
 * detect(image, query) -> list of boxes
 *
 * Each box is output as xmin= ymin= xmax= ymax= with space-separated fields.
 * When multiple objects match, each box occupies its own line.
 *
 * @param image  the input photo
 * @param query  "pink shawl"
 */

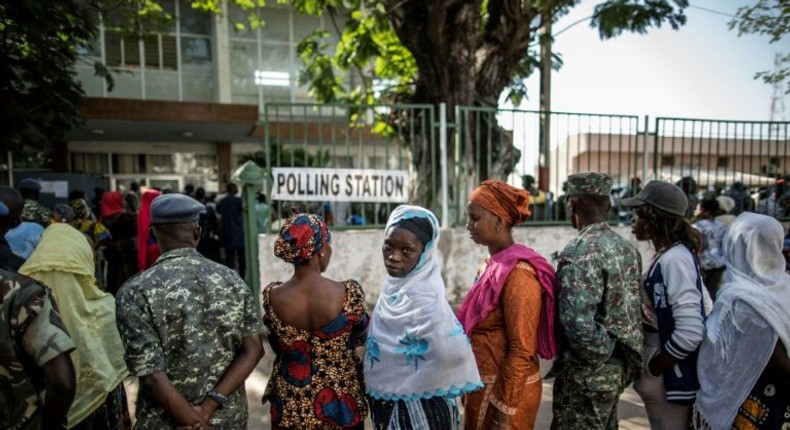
xmin=457 ymin=243 xmax=558 ymax=359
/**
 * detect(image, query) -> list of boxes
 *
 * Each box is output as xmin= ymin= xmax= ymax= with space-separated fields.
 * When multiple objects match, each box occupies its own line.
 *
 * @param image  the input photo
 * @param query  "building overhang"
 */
xmin=67 ymin=98 xmax=261 ymax=143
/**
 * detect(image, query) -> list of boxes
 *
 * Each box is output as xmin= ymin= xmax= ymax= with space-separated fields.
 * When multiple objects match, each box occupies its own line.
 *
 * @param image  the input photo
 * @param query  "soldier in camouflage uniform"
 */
xmin=550 ymin=172 xmax=643 ymax=430
xmin=18 ymin=179 xmax=51 ymax=228
xmin=1 ymin=192 xmax=77 ymax=429
xmin=116 ymin=193 xmax=264 ymax=429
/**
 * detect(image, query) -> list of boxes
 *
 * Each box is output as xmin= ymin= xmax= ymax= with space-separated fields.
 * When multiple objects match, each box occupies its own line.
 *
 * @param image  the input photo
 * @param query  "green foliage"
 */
xmin=239 ymin=142 xmax=332 ymax=169
xmin=729 ymin=0 xmax=789 ymax=94
xmin=0 ymin=0 xmax=102 ymax=158
xmin=293 ymin=1 xmax=417 ymax=105
xmin=591 ymin=0 xmax=688 ymax=39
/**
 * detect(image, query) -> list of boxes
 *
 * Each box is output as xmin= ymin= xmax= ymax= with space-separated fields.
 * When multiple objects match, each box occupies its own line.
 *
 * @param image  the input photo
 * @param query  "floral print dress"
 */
xmin=262 ymin=280 xmax=369 ymax=429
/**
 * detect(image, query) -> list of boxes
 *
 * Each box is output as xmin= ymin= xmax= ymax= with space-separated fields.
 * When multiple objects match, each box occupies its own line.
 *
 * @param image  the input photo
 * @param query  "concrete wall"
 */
xmin=258 ymin=225 xmax=657 ymax=309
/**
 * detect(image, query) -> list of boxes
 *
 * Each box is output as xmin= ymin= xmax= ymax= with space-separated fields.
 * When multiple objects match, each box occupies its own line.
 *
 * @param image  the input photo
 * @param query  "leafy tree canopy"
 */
xmin=729 ymin=0 xmax=789 ymax=94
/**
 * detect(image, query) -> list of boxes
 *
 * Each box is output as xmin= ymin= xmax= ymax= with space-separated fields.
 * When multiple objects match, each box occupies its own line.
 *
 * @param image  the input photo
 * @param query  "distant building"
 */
xmin=553 ymin=132 xmax=789 ymax=193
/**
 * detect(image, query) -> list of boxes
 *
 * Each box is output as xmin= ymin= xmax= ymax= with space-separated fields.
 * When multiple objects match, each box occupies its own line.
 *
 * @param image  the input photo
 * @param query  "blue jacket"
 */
xmin=643 ymin=244 xmax=707 ymax=405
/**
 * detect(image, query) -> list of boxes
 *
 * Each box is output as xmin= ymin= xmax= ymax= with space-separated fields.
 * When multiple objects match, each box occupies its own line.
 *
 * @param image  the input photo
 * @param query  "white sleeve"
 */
xmin=661 ymin=247 xmax=706 ymax=359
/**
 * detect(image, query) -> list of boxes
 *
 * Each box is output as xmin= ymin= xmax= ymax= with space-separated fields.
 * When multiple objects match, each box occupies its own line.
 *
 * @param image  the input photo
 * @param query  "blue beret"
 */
xmin=150 ymin=194 xmax=205 ymax=225
xmin=0 ymin=202 xmax=8 ymax=216
xmin=18 ymin=178 xmax=41 ymax=191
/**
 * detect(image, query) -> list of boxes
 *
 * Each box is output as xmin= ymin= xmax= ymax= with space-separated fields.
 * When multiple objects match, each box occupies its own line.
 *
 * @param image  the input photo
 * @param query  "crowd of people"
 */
xmin=0 ymin=172 xmax=788 ymax=430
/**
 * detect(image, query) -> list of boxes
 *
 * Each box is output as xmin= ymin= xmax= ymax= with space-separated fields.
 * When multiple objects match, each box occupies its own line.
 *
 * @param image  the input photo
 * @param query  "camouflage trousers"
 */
xmin=550 ymin=362 xmax=627 ymax=430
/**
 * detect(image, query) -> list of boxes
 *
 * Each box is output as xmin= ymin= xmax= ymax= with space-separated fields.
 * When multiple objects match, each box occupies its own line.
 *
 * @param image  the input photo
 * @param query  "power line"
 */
xmin=688 ymin=4 xmax=735 ymax=18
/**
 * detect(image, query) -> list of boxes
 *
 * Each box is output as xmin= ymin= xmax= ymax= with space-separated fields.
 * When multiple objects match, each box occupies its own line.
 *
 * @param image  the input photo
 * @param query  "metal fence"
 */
xmin=262 ymin=103 xmax=790 ymax=227
xmin=261 ymin=103 xmax=438 ymax=228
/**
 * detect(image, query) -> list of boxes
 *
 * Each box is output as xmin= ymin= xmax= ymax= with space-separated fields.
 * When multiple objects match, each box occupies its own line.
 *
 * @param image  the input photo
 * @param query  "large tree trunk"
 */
xmin=386 ymin=0 xmax=546 ymax=210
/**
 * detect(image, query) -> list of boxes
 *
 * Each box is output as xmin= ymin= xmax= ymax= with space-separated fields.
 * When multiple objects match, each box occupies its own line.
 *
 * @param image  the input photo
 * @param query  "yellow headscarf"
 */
xmin=19 ymin=223 xmax=129 ymax=427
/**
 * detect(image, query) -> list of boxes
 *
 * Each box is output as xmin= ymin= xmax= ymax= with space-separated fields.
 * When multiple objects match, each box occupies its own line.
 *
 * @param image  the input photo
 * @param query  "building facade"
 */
xmin=67 ymin=0 xmax=347 ymax=193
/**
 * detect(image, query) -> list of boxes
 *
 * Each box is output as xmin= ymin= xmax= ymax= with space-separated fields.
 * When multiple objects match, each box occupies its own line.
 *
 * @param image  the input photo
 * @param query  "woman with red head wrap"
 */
xmin=262 ymin=213 xmax=369 ymax=429
xmin=457 ymin=180 xmax=557 ymax=430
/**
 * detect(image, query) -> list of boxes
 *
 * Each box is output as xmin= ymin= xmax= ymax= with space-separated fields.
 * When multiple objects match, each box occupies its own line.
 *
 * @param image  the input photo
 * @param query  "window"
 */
xmin=143 ymin=34 xmax=178 ymax=69
xmin=661 ymin=155 xmax=675 ymax=167
xmin=105 ymin=31 xmax=137 ymax=68
xmin=716 ymin=156 xmax=729 ymax=168
xmin=179 ymin=0 xmax=211 ymax=35
xmin=71 ymin=153 xmax=109 ymax=174
xmin=181 ymin=37 xmax=211 ymax=68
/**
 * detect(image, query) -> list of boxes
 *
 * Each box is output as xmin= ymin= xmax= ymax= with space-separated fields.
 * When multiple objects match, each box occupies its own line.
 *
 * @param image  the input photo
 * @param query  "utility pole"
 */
xmin=538 ymin=17 xmax=552 ymax=192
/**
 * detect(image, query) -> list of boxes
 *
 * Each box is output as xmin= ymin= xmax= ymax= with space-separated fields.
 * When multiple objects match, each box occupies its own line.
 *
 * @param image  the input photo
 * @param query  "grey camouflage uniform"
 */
xmin=116 ymin=247 xmax=263 ymax=429
xmin=551 ymin=173 xmax=643 ymax=430
xmin=0 ymin=269 xmax=75 ymax=430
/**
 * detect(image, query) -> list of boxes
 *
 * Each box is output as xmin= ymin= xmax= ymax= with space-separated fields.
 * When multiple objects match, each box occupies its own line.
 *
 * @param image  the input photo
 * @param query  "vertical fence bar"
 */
xmin=642 ymin=115 xmax=649 ymax=182
xmin=439 ymin=103 xmax=449 ymax=229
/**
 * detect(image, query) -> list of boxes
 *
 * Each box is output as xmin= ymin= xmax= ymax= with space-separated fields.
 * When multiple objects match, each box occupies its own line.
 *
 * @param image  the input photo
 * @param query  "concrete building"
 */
xmin=552 ymin=132 xmax=789 ymax=194
xmin=65 ymin=1 xmax=389 ymax=194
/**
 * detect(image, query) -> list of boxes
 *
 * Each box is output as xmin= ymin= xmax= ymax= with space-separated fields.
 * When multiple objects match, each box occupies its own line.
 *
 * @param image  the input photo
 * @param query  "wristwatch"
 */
xmin=206 ymin=389 xmax=228 ymax=409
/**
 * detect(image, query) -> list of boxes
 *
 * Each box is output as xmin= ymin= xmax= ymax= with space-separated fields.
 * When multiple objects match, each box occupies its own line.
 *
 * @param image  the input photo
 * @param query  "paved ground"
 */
xmin=126 ymin=342 xmax=650 ymax=429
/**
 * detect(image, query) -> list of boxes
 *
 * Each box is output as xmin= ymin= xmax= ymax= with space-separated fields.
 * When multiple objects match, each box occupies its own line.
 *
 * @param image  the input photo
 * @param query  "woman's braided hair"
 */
xmin=635 ymin=204 xmax=702 ymax=254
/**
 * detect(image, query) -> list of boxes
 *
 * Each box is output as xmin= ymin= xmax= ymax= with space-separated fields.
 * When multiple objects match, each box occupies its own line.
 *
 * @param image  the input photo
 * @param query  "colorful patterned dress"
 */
xmin=263 ymin=280 xmax=369 ymax=429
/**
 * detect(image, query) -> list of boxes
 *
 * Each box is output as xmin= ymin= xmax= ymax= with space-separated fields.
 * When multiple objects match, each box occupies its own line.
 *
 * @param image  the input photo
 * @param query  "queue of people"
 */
xmin=1 ymin=171 xmax=788 ymax=430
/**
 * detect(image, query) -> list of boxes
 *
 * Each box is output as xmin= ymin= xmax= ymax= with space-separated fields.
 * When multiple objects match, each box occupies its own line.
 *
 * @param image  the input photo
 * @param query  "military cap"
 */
xmin=18 ymin=178 xmax=41 ymax=191
xmin=566 ymin=172 xmax=613 ymax=197
xmin=150 ymin=193 xmax=205 ymax=225
xmin=620 ymin=181 xmax=688 ymax=217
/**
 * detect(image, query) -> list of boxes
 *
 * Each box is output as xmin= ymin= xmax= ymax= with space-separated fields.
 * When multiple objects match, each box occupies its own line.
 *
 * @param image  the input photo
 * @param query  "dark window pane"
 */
xmin=179 ymin=0 xmax=211 ymax=35
xmin=162 ymin=35 xmax=178 ymax=70
xmin=144 ymin=35 xmax=160 ymax=68
xmin=125 ymin=37 xmax=140 ymax=67
xmin=181 ymin=36 xmax=212 ymax=68
xmin=105 ymin=30 xmax=122 ymax=67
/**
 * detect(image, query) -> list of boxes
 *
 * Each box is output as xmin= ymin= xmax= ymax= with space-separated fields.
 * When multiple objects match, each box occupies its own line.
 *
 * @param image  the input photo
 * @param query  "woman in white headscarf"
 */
xmin=693 ymin=213 xmax=790 ymax=429
xmin=365 ymin=205 xmax=482 ymax=429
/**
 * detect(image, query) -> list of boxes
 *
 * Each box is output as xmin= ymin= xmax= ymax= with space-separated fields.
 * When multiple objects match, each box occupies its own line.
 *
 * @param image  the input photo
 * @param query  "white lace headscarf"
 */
xmin=364 ymin=205 xmax=482 ymax=401
xmin=694 ymin=212 xmax=790 ymax=429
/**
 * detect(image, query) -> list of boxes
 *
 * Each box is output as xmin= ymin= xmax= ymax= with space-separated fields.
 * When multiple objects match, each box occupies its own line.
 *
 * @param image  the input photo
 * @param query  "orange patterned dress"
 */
xmin=262 ymin=280 xmax=369 ymax=429
xmin=463 ymin=261 xmax=544 ymax=430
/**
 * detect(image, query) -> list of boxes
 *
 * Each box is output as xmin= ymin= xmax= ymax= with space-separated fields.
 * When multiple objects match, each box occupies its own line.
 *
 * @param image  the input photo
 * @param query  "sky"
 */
xmin=511 ymin=0 xmax=788 ymax=123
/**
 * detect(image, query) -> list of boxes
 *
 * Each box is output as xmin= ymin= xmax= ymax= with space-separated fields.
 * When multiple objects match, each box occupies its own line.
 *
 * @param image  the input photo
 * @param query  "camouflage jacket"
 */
xmin=116 ymin=247 xmax=263 ymax=429
xmin=20 ymin=200 xmax=50 ymax=227
xmin=0 ymin=270 xmax=75 ymax=430
xmin=555 ymin=222 xmax=643 ymax=369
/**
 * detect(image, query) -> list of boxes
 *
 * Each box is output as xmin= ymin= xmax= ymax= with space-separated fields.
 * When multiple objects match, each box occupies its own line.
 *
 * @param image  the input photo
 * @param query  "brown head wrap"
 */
xmin=469 ymin=179 xmax=531 ymax=225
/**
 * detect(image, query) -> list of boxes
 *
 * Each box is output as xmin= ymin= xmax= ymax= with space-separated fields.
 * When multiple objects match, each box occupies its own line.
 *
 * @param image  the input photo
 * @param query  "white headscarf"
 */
xmin=364 ymin=205 xmax=482 ymax=401
xmin=694 ymin=213 xmax=790 ymax=429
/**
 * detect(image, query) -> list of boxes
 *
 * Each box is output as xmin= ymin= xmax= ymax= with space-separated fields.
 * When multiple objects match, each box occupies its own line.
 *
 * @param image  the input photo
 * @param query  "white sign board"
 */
xmin=39 ymin=180 xmax=69 ymax=198
xmin=271 ymin=168 xmax=409 ymax=203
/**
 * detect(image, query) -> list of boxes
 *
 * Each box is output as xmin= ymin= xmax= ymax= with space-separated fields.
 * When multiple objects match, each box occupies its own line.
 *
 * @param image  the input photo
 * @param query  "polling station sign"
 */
xmin=271 ymin=168 xmax=409 ymax=203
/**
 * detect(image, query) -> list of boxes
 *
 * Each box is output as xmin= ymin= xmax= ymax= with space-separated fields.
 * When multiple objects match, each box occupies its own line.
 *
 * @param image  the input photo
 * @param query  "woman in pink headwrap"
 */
xmin=457 ymin=180 xmax=557 ymax=430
